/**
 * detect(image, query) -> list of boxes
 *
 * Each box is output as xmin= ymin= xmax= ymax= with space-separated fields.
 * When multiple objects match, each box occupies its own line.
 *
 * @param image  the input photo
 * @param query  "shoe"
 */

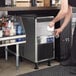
xmin=70 ymin=67 xmax=76 ymax=74
xmin=60 ymin=59 xmax=71 ymax=66
xmin=60 ymin=59 xmax=76 ymax=66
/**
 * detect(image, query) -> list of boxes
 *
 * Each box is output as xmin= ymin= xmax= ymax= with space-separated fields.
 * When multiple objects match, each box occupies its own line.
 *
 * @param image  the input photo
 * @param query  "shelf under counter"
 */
xmin=0 ymin=34 xmax=26 ymax=69
xmin=0 ymin=34 xmax=26 ymax=47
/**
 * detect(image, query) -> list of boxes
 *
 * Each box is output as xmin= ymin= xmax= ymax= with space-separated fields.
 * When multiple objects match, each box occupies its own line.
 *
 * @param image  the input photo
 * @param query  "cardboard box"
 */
xmin=16 ymin=0 xmax=31 ymax=7
xmin=44 ymin=0 xmax=50 ymax=7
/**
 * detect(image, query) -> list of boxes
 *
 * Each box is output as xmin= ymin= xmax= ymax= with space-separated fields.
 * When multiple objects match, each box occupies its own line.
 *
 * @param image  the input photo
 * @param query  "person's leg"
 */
xmin=70 ymin=27 xmax=76 ymax=74
xmin=61 ymin=27 xmax=76 ymax=66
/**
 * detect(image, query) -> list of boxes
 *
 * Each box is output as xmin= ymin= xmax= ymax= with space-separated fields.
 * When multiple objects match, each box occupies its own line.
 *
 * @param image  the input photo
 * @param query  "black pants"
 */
xmin=71 ymin=27 xmax=76 ymax=63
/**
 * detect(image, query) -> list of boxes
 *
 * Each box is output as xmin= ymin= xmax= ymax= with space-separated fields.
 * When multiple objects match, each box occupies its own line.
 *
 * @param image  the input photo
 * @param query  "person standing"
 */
xmin=49 ymin=0 xmax=76 ymax=74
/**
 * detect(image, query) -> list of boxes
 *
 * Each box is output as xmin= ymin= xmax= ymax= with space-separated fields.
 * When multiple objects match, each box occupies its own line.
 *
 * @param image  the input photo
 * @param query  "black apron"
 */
xmin=68 ymin=0 xmax=76 ymax=63
xmin=68 ymin=0 xmax=76 ymax=7
xmin=71 ymin=26 xmax=76 ymax=63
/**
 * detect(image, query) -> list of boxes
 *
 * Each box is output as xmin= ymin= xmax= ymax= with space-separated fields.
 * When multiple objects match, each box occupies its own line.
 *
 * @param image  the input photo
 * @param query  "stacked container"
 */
xmin=15 ymin=0 xmax=31 ymax=7
xmin=35 ymin=0 xmax=44 ymax=7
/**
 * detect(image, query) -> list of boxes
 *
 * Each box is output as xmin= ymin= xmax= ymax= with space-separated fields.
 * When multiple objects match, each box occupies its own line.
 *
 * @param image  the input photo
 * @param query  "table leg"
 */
xmin=5 ymin=46 xmax=8 ymax=61
xmin=16 ymin=44 xmax=19 ymax=69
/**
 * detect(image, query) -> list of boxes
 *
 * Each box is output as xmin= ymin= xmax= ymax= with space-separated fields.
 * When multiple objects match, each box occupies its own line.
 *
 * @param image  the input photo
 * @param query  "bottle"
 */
xmin=16 ymin=23 xmax=23 ymax=42
xmin=10 ymin=21 xmax=15 ymax=36
xmin=10 ymin=21 xmax=16 ymax=43
xmin=3 ymin=20 xmax=10 ymax=37
xmin=0 ymin=21 xmax=3 ymax=37
xmin=2 ymin=20 xmax=11 ymax=44
xmin=8 ymin=20 xmax=11 ymax=29
xmin=11 ymin=0 xmax=16 ymax=6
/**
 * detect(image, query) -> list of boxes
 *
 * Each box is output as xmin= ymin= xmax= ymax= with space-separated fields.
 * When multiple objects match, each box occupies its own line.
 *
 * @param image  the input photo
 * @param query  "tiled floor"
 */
xmin=0 ymin=56 xmax=60 ymax=76
xmin=0 ymin=56 xmax=16 ymax=76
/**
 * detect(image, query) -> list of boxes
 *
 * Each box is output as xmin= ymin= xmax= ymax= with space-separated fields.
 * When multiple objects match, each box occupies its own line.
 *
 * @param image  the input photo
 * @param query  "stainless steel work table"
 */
xmin=0 ymin=35 xmax=26 ymax=69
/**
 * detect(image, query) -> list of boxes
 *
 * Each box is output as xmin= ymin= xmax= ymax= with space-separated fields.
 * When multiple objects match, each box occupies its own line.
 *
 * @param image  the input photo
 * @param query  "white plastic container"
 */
xmin=0 ymin=30 xmax=3 ymax=37
xmin=36 ymin=0 xmax=44 ymax=7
